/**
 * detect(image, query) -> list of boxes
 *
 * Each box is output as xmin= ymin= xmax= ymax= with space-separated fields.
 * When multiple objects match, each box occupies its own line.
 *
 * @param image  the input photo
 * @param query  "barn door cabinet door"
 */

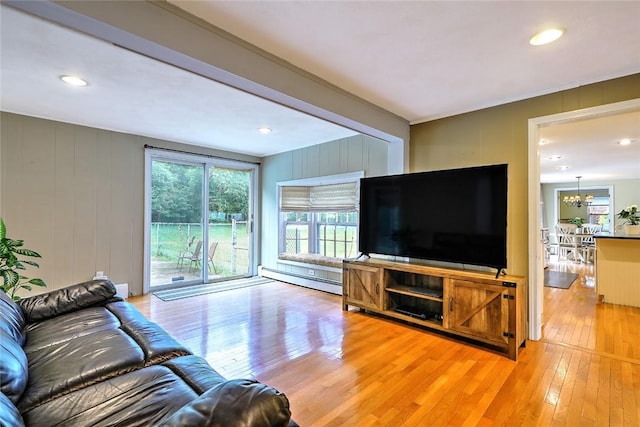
xmin=447 ymin=278 xmax=516 ymax=348
xmin=343 ymin=263 xmax=383 ymax=310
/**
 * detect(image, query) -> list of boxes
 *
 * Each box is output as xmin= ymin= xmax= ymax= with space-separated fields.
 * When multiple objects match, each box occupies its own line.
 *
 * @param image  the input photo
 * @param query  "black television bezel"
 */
xmin=358 ymin=164 xmax=508 ymax=272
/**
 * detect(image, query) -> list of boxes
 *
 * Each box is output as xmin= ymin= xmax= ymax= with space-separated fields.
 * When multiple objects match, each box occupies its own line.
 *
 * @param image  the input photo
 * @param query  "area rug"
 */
xmin=544 ymin=270 xmax=578 ymax=289
xmin=153 ymin=277 xmax=273 ymax=301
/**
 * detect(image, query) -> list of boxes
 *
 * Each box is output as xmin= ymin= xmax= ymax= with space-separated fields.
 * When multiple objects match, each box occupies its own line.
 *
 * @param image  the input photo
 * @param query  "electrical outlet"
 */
xmin=308 ymin=269 xmax=315 ymax=276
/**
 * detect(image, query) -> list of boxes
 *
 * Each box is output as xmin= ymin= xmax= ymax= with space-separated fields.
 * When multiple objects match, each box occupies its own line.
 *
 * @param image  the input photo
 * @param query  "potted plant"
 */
xmin=0 ymin=218 xmax=47 ymax=300
xmin=568 ymin=217 xmax=584 ymax=230
xmin=618 ymin=204 xmax=640 ymax=235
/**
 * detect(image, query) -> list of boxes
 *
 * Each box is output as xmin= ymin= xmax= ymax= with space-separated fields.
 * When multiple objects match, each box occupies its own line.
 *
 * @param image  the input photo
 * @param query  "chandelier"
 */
xmin=563 ymin=176 xmax=593 ymax=208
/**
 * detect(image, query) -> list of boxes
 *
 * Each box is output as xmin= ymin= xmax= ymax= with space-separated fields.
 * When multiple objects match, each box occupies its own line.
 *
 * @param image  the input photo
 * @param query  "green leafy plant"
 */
xmin=0 ymin=218 xmax=46 ymax=300
xmin=618 ymin=204 xmax=639 ymax=225
xmin=568 ymin=217 xmax=584 ymax=227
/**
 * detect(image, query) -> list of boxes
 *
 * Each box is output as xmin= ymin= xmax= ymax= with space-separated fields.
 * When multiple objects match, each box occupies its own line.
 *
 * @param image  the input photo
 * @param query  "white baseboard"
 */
xmin=259 ymin=266 xmax=342 ymax=295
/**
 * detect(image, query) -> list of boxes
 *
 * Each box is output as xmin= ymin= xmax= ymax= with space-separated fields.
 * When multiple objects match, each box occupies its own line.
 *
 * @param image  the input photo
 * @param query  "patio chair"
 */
xmin=177 ymin=240 xmax=203 ymax=273
xmin=176 ymin=236 xmax=196 ymax=270
xmin=208 ymin=241 xmax=219 ymax=274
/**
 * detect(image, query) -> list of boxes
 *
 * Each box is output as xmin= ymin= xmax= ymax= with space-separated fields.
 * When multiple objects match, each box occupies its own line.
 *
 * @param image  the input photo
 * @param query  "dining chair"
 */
xmin=541 ymin=228 xmax=551 ymax=260
xmin=581 ymin=223 xmax=602 ymax=236
xmin=555 ymin=223 xmax=580 ymax=262
xmin=580 ymin=223 xmax=601 ymax=263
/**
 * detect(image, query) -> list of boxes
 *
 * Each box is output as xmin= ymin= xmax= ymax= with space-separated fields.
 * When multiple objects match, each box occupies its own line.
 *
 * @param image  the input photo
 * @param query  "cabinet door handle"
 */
xmin=449 ymin=297 xmax=454 ymax=311
xmin=375 ymin=283 xmax=380 ymax=294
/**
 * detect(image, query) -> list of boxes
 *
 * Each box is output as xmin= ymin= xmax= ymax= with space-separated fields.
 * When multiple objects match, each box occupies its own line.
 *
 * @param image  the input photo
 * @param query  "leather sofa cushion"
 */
xmin=0 ymin=291 xmax=26 ymax=345
xmin=17 ymin=279 xmax=118 ymax=322
xmin=163 ymin=355 xmax=227 ymax=393
xmin=21 ymin=365 xmax=200 ymax=427
xmin=0 ymin=391 xmax=24 ymax=427
xmin=0 ymin=329 xmax=29 ymax=404
xmin=19 ymin=328 xmax=145 ymax=412
xmin=107 ymin=302 xmax=191 ymax=365
xmin=23 ymin=307 xmax=120 ymax=353
xmin=160 ymin=379 xmax=292 ymax=427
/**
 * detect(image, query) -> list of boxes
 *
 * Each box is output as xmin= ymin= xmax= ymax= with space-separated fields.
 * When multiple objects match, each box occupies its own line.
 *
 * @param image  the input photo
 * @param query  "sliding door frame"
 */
xmin=143 ymin=148 xmax=259 ymax=294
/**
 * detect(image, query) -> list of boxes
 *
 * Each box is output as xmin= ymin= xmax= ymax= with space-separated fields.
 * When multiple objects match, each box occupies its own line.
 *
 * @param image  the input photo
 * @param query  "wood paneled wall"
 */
xmin=0 ymin=112 xmax=259 ymax=297
xmin=1 ymin=114 xmax=142 ymax=295
xmin=410 ymin=73 xmax=640 ymax=277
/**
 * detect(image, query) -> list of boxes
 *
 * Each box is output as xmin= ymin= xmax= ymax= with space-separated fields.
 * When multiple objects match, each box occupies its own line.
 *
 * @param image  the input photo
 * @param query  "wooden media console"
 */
xmin=343 ymin=258 xmax=527 ymax=360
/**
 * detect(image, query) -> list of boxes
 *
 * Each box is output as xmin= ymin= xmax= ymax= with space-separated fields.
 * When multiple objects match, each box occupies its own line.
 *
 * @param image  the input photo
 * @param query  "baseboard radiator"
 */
xmin=259 ymin=266 xmax=342 ymax=295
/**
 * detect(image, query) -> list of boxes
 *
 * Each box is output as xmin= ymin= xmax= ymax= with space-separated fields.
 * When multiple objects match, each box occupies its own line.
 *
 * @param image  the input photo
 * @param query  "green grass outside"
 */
xmin=151 ymin=223 xmax=249 ymax=276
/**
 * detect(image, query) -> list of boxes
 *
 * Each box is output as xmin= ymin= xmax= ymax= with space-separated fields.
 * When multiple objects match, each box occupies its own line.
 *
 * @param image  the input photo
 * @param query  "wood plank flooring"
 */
xmin=130 ymin=261 xmax=640 ymax=426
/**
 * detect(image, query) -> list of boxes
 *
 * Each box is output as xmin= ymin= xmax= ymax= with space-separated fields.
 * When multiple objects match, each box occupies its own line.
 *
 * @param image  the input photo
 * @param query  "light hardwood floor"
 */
xmin=130 ymin=260 xmax=640 ymax=426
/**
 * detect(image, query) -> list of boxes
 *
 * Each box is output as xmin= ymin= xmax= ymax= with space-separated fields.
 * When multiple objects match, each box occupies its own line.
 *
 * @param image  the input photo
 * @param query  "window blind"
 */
xmin=280 ymin=182 xmax=358 ymax=212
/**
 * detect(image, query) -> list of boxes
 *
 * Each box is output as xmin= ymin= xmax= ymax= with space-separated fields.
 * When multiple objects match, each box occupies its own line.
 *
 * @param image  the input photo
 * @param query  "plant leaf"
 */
xmin=14 ymin=248 xmax=41 ymax=258
xmin=22 ymin=260 xmax=40 ymax=268
xmin=0 ymin=219 xmax=5 ymax=240
xmin=1 ymin=270 xmax=19 ymax=287
xmin=28 ymin=278 xmax=46 ymax=287
xmin=5 ymin=239 xmax=23 ymax=248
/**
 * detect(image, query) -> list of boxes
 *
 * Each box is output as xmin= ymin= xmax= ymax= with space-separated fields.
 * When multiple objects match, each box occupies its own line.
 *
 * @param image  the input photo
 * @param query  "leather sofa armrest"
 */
xmin=160 ymin=379 xmax=291 ymax=427
xmin=17 ymin=280 xmax=120 ymax=322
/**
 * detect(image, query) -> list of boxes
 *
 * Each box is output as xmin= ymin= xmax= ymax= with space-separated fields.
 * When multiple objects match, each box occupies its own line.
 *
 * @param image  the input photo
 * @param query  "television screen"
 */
xmin=359 ymin=164 xmax=508 ymax=270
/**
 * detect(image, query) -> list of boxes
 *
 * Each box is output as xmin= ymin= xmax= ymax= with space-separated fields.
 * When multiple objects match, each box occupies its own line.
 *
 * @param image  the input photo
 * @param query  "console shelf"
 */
xmin=343 ymin=258 xmax=527 ymax=360
xmin=386 ymin=285 xmax=443 ymax=301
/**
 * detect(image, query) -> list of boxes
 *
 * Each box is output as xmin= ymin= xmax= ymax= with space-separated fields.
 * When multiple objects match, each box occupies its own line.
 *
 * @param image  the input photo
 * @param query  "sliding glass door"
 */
xmin=145 ymin=149 xmax=256 ymax=291
xmin=149 ymin=160 xmax=204 ymax=288
xmin=207 ymin=167 xmax=252 ymax=281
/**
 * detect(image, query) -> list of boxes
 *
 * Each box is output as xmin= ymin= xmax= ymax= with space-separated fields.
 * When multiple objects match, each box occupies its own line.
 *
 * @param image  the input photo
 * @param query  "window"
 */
xmin=278 ymin=172 xmax=363 ymax=263
xmin=588 ymin=196 xmax=611 ymax=231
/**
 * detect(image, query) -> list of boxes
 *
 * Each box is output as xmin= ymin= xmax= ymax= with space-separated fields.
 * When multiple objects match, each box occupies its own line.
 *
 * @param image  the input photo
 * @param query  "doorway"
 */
xmin=144 ymin=149 xmax=258 ymax=292
xmin=528 ymin=98 xmax=640 ymax=340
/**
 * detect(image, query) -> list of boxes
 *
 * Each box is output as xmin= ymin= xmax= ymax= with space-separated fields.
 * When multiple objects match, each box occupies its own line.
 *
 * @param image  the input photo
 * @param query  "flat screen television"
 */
xmin=358 ymin=164 xmax=508 ymax=272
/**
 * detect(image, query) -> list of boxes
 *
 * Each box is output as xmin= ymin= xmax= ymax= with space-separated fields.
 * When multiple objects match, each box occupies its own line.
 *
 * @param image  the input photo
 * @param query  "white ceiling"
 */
xmin=0 ymin=5 xmax=358 ymax=157
xmin=539 ymin=110 xmax=640 ymax=183
xmin=1 ymin=1 xmax=639 ymax=177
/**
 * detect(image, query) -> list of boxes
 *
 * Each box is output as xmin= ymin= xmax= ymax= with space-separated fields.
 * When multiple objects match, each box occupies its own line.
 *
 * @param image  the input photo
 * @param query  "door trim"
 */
xmin=143 ymin=148 xmax=259 ymax=294
xmin=527 ymin=98 xmax=640 ymax=341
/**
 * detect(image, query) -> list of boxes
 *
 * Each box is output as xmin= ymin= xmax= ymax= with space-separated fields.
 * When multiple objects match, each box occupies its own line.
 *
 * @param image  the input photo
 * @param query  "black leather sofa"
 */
xmin=0 ymin=280 xmax=295 ymax=426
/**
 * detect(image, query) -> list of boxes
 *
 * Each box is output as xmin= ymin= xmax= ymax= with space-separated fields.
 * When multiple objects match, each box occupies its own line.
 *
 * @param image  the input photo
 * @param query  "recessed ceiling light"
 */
xmin=257 ymin=127 xmax=272 ymax=134
xmin=558 ymin=165 xmax=569 ymax=171
xmin=530 ymin=28 xmax=565 ymax=46
xmin=618 ymin=138 xmax=633 ymax=146
xmin=547 ymin=155 xmax=563 ymax=161
xmin=539 ymin=139 xmax=548 ymax=145
xmin=60 ymin=75 xmax=88 ymax=87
